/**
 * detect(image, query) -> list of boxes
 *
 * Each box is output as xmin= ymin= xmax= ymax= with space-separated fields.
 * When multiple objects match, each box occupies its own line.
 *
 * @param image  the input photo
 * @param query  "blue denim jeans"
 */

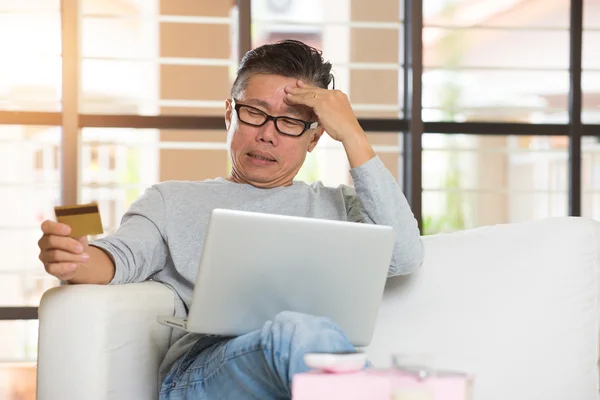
xmin=159 ymin=311 xmax=356 ymax=400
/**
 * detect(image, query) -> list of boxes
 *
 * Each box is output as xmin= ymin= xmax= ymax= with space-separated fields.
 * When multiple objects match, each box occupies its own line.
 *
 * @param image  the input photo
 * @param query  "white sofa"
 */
xmin=36 ymin=217 xmax=600 ymax=400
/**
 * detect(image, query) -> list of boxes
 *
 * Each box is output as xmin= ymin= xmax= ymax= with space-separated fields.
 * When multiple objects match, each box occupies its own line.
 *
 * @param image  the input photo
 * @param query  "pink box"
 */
xmin=292 ymin=369 xmax=473 ymax=400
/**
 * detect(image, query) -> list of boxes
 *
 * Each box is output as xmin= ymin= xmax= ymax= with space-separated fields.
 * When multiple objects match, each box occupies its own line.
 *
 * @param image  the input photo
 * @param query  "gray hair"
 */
xmin=231 ymin=40 xmax=333 ymax=98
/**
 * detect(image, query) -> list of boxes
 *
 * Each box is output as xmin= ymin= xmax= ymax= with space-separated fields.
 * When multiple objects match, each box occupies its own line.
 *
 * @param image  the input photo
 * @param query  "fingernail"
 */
xmin=80 ymin=253 xmax=89 ymax=260
xmin=67 ymin=263 xmax=77 ymax=271
xmin=62 ymin=225 xmax=71 ymax=235
xmin=75 ymin=244 xmax=83 ymax=253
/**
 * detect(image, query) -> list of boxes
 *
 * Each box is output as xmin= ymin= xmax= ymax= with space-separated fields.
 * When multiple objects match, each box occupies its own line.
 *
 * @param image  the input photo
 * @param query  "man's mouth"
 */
xmin=248 ymin=152 xmax=276 ymax=162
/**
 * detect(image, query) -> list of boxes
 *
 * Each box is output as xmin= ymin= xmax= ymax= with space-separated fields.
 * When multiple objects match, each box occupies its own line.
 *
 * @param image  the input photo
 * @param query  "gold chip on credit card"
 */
xmin=54 ymin=203 xmax=104 ymax=238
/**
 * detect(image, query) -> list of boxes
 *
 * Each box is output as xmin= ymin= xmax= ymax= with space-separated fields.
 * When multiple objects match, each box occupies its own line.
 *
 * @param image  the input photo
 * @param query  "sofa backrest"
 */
xmin=366 ymin=217 xmax=600 ymax=400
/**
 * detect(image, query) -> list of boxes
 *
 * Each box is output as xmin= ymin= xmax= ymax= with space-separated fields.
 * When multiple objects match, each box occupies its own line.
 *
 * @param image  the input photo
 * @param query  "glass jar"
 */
xmin=390 ymin=354 xmax=436 ymax=400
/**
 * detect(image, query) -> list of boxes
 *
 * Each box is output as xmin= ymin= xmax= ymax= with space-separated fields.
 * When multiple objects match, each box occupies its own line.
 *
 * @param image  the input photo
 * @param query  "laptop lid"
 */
xmin=186 ymin=208 xmax=395 ymax=346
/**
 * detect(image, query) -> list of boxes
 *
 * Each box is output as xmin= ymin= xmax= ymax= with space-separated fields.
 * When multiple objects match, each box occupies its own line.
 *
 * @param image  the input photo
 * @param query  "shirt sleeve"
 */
xmin=344 ymin=156 xmax=424 ymax=276
xmin=89 ymin=185 xmax=169 ymax=285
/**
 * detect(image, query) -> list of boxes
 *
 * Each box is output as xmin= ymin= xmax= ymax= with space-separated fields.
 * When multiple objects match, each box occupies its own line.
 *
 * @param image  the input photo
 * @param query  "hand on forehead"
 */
xmin=240 ymin=75 xmax=315 ymax=119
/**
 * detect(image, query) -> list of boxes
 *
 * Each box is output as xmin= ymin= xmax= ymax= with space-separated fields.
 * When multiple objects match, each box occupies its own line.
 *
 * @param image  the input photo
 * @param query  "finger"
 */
xmin=40 ymin=249 xmax=89 ymax=264
xmin=285 ymin=91 xmax=319 ymax=108
xmin=39 ymin=235 xmax=85 ymax=253
xmin=41 ymin=220 xmax=71 ymax=236
xmin=45 ymin=262 xmax=79 ymax=281
xmin=297 ymin=80 xmax=318 ymax=89
xmin=284 ymin=85 xmax=324 ymax=96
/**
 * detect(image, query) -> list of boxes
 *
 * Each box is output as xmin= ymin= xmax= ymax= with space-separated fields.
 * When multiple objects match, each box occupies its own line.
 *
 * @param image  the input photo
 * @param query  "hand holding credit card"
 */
xmin=54 ymin=203 xmax=104 ymax=237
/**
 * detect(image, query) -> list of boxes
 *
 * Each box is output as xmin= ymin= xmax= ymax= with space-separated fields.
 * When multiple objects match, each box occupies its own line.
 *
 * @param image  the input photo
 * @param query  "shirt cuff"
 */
xmin=89 ymin=240 xmax=124 ymax=285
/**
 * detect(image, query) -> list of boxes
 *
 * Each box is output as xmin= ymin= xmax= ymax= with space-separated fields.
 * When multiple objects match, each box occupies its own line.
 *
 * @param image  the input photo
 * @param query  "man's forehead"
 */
xmin=241 ymin=97 xmax=310 ymax=118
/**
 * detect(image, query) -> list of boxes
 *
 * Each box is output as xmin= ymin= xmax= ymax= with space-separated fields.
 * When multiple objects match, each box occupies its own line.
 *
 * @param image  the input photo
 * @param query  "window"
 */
xmin=0 ymin=1 xmax=61 ymax=112
xmin=0 ymin=12 xmax=63 ymax=396
xmin=423 ymin=1 xmax=570 ymax=124
xmin=0 ymin=125 xmax=62 ymax=308
xmin=80 ymin=0 xmax=235 ymax=116
xmin=583 ymin=0 xmax=600 ymax=123
xmin=583 ymin=136 xmax=600 ymax=219
xmin=423 ymin=134 xmax=568 ymax=234
xmin=582 ymin=0 xmax=600 ymax=220
xmin=0 ymin=124 xmax=60 ymax=398
xmin=421 ymin=0 xmax=575 ymax=233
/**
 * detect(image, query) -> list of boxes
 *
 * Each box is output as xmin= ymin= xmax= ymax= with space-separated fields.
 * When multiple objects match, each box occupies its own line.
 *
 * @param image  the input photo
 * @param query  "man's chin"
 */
xmin=247 ymin=177 xmax=279 ymax=187
xmin=245 ymin=173 xmax=292 ymax=188
xmin=231 ymin=164 xmax=295 ymax=188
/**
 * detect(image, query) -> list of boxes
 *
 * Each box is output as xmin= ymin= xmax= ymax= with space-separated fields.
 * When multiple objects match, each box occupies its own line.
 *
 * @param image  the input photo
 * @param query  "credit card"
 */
xmin=54 ymin=203 xmax=104 ymax=238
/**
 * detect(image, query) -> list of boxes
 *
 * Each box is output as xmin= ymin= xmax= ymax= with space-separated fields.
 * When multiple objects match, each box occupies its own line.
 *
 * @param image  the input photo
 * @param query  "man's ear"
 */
xmin=307 ymin=126 xmax=325 ymax=153
xmin=225 ymin=99 xmax=233 ymax=130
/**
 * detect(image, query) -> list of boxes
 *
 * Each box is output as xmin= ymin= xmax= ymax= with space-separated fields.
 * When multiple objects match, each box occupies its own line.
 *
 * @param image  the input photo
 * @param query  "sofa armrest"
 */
xmin=36 ymin=281 xmax=175 ymax=400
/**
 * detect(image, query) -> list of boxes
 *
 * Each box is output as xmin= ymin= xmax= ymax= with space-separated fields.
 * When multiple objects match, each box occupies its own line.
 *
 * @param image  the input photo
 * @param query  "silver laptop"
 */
xmin=157 ymin=208 xmax=395 ymax=346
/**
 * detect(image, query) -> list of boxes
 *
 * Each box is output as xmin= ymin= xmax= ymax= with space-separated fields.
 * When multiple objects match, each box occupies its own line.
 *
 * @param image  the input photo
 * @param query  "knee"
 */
xmin=259 ymin=312 xmax=356 ymax=390
xmin=261 ymin=311 xmax=352 ymax=353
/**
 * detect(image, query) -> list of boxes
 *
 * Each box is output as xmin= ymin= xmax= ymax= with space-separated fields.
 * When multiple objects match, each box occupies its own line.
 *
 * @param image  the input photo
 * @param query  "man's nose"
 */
xmin=256 ymin=119 xmax=278 ymax=145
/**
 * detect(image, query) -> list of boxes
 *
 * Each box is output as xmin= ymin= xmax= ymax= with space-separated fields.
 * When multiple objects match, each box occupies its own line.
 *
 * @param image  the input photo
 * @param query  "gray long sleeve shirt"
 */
xmin=90 ymin=156 xmax=424 ymax=384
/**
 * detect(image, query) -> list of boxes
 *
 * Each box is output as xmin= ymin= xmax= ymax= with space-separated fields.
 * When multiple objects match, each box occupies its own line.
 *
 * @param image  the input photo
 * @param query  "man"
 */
xmin=38 ymin=40 xmax=424 ymax=399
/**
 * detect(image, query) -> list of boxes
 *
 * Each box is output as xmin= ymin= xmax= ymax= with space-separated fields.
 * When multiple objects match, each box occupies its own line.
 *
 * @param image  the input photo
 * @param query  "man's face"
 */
xmin=225 ymin=74 xmax=323 ymax=188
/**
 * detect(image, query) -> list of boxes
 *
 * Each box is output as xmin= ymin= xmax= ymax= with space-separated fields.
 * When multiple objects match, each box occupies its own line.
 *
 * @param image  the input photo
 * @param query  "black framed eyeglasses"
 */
xmin=232 ymin=99 xmax=318 ymax=137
